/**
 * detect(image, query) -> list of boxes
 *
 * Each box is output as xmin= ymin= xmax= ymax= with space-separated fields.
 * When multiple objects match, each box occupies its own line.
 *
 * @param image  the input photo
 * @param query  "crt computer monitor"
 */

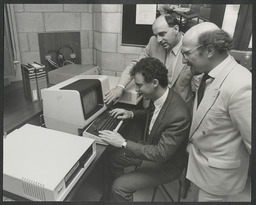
xmin=42 ymin=75 xmax=110 ymax=135
xmin=60 ymin=79 xmax=104 ymax=119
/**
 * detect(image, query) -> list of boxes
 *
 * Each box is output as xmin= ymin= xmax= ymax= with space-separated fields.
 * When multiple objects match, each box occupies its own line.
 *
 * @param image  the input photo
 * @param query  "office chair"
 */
xmin=151 ymin=179 xmax=182 ymax=201
xmin=130 ymin=164 xmax=188 ymax=202
xmin=151 ymin=167 xmax=189 ymax=202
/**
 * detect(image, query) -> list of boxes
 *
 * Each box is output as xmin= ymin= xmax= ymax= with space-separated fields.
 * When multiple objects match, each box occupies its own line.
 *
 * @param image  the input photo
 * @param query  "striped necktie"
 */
xmin=166 ymin=50 xmax=175 ymax=84
xmin=197 ymin=73 xmax=211 ymax=107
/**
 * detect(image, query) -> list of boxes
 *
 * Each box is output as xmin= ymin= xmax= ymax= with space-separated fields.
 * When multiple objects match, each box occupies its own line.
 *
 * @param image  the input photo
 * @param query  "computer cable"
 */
xmin=57 ymin=50 xmax=65 ymax=67
xmin=46 ymin=59 xmax=59 ymax=70
xmin=96 ymin=66 xmax=101 ymax=75
xmin=45 ymin=49 xmax=59 ymax=70
xmin=63 ymin=60 xmax=75 ymax=66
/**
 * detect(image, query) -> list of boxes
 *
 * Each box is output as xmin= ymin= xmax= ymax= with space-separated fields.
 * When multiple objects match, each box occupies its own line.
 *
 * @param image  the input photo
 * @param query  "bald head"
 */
xmin=153 ymin=14 xmax=180 ymax=29
xmin=182 ymin=22 xmax=232 ymax=74
xmin=184 ymin=22 xmax=220 ymax=46
xmin=153 ymin=15 xmax=166 ymax=28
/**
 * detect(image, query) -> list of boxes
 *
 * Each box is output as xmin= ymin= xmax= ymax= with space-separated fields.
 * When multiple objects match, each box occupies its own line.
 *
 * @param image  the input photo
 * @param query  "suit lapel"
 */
xmin=169 ymin=52 xmax=184 ymax=88
xmin=149 ymin=89 xmax=172 ymax=140
xmin=189 ymin=89 xmax=220 ymax=138
xmin=189 ymin=59 xmax=237 ymax=138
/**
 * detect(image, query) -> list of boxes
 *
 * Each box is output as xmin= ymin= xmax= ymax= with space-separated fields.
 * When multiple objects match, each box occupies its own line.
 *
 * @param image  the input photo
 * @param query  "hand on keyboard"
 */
xmin=99 ymin=130 xmax=125 ymax=148
xmin=94 ymin=113 xmax=122 ymax=133
xmin=109 ymin=108 xmax=133 ymax=119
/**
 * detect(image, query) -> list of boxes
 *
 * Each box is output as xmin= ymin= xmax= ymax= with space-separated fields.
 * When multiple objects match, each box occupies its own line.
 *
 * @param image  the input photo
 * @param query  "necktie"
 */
xmin=166 ymin=50 xmax=174 ymax=84
xmin=143 ymin=101 xmax=155 ymax=143
xmin=197 ymin=73 xmax=211 ymax=108
xmin=148 ymin=101 xmax=155 ymax=126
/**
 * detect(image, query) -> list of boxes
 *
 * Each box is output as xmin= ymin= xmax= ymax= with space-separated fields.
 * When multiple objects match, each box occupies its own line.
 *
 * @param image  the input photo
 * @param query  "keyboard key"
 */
xmin=94 ymin=111 xmax=121 ymax=133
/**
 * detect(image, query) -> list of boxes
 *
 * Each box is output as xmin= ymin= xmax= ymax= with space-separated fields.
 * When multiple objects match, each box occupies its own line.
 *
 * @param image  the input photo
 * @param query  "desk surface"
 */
xmin=4 ymin=81 xmax=43 ymax=134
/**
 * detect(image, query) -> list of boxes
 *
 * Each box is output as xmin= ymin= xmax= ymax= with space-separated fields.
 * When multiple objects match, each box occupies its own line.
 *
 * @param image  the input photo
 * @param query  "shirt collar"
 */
xmin=153 ymin=88 xmax=169 ymax=109
xmin=208 ymin=55 xmax=232 ymax=78
xmin=168 ymin=35 xmax=183 ymax=56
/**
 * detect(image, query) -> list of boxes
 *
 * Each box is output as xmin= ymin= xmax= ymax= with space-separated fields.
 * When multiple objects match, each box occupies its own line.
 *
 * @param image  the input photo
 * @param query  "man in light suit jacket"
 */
xmin=104 ymin=14 xmax=196 ymax=109
xmin=182 ymin=22 xmax=251 ymax=202
xmin=99 ymin=57 xmax=191 ymax=202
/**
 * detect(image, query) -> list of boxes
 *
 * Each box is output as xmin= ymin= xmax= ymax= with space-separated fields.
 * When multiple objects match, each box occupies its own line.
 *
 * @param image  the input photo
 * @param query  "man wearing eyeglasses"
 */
xmin=104 ymin=14 xmax=196 ymax=109
xmin=182 ymin=22 xmax=251 ymax=202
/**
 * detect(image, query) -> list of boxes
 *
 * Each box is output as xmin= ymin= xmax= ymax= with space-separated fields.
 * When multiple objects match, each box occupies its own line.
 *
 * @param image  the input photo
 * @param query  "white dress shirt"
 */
xmin=165 ymin=36 xmax=183 ymax=84
xmin=149 ymin=88 xmax=169 ymax=134
xmin=206 ymin=55 xmax=233 ymax=91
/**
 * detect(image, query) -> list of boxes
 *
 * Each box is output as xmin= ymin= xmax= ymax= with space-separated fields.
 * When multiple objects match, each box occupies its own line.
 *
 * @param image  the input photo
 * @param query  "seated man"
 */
xmin=99 ymin=57 xmax=191 ymax=202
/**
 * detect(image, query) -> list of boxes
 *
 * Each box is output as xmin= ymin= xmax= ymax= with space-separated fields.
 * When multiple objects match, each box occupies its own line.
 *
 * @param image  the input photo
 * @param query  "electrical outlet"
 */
xmin=45 ymin=55 xmax=51 ymax=60
xmin=70 ymin=53 xmax=76 ymax=59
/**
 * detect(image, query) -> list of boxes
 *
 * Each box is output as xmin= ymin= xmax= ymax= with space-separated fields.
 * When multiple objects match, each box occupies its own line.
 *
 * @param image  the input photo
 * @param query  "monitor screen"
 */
xmin=60 ymin=79 xmax=104 ymax=120
xmin=81 ymin=89 xmax=99 ymax=118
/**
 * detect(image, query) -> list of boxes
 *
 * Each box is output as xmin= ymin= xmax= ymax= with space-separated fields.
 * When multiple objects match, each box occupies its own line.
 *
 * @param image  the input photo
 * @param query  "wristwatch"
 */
xmin=122 ymin=140 xmax=127 ymax=149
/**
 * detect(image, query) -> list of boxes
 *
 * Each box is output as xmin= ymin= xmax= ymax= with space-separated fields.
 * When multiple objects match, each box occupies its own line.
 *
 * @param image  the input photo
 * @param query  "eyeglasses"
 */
xmin=181 ymin=45 xmax=203 ymax=59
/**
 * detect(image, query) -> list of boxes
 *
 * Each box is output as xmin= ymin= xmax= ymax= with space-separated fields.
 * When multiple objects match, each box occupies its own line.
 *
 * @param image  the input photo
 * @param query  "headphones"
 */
xmin=45 ymin=45 xmax=76 ymax=70
xmin=57 ymin=45 xmax=76 ymax=66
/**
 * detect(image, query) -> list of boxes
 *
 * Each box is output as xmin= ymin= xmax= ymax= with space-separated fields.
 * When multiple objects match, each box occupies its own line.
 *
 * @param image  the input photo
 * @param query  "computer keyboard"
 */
xmin=93 ymin=111 xmax=122 ymax=133
xmin=83 ymin=109 xmax=126 ymax=145
xmin=85 ymin=110 xmax=123 ymax=137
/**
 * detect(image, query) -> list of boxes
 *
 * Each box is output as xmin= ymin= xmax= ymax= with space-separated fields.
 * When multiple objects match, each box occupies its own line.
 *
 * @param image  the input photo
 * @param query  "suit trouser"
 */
xmin=197 ymin=186 xmax=250 ymax=202
xmin=103 ymin=147 xmax=183 ymax=202
xmin=198 ymin=188 xmax=231 ymax=202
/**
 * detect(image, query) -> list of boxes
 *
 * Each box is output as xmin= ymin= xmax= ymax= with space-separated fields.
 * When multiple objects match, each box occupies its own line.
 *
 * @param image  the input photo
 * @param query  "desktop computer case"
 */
xmin=3 ymin=124 xmax=96 ymax=201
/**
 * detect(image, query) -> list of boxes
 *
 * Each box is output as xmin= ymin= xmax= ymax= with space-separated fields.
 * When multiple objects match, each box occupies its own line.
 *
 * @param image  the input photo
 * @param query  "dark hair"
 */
xmin=164 ymin=13 xmax=180 ymax=28
xmin=130 ymin=57 xmax=168 ymax=87
xmin=198 ymin=29 xmax=233 ymax=53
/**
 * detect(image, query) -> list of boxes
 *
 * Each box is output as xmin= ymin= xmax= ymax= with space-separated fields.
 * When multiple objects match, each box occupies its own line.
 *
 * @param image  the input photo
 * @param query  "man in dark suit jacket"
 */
xmin=99 ymin=57 xmax=191 ymax=202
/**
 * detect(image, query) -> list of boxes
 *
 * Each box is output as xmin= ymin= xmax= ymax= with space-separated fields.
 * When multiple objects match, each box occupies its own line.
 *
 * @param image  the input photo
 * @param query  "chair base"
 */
xmin=151 ymin=179 xmax=182 ymax=202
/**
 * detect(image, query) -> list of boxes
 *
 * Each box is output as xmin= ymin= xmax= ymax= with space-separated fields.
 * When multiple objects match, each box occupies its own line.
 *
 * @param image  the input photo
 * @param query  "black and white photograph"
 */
xmin=2 ymin=2 xmax=253 ymax=203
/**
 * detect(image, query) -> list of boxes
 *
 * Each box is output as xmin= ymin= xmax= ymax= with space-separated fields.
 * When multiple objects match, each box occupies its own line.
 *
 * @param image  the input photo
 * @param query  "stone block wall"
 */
xmin=93 ymin=4 xmax=144 ymax=76
xmin=14 ymin=4 xmax=93 ymax=69
xmin=13 ymin=4 xmax=145 ymax=80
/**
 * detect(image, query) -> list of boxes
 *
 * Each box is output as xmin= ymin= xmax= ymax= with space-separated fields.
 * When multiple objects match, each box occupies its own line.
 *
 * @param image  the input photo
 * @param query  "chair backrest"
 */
xmin=229 ymin=50 xmax=252 ymax=70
